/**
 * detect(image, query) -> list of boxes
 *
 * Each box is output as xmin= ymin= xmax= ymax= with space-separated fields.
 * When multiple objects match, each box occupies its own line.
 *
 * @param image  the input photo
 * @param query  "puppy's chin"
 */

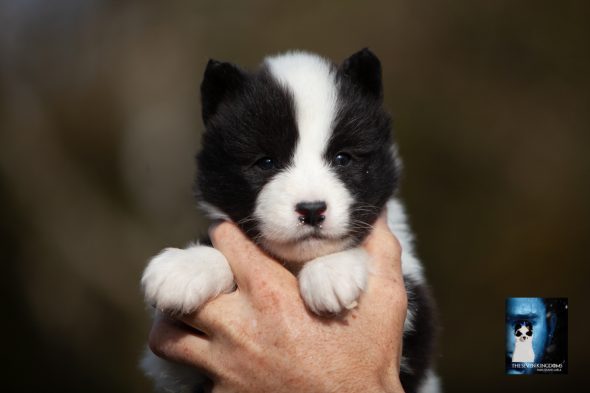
xmin=260 ymin=236 xmax=353 ymax=264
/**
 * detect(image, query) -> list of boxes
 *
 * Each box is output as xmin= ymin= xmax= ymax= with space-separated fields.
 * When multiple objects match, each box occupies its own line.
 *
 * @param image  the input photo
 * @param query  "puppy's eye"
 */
xmin=515 ymin=331 xmax=522 ymax=337
xmin=526 ymin=331 xmax=532 ymax=336
xmin=334 ymin=152 xmax=352 ymax=166
xmin=255 ymin=157 xmax=275 ymax=170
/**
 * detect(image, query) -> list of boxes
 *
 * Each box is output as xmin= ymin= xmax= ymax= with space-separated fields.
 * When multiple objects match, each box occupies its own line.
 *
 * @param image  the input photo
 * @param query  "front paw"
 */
xmin=298 ymin=248 xmax=369 ymax=314
xmin=141 ymin=245 xmax=234 ymax=314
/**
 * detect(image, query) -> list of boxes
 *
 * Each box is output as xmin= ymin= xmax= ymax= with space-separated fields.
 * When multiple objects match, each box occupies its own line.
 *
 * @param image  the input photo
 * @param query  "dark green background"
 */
xmin=1 ymin=0 xmax=588 ymax=392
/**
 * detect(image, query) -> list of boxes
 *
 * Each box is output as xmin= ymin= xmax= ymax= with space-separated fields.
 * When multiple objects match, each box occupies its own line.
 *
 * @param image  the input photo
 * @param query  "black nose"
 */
xmin=295 ymin=201 xmax=327 ymax=226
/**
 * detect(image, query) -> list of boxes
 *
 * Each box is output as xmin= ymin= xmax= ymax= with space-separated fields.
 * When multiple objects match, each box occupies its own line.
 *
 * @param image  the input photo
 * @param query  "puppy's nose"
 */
xmin=295 ymin=201 xmax=327 ymax=226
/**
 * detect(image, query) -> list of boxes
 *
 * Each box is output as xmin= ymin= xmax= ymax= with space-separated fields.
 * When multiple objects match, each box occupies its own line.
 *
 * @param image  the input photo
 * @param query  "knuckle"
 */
xmin=209 ymin=221 xmax=233 ymax=243
xmin=147 ymin=317 xmax=177 ymax=360
xmin=383 ymin=232 xmax=402 ymax=254
xmin=365 ymin=230 xmax=402 ymax=262
xmin=147 ymin=327 xmax=167 ymax=358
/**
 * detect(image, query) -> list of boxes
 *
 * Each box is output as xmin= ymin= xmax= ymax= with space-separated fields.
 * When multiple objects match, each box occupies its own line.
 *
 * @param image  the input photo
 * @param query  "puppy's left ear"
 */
xmin=339 ymin=48 xmax=382 ymax=100
xmin=201 ymin=59 xmax=246 ymax=126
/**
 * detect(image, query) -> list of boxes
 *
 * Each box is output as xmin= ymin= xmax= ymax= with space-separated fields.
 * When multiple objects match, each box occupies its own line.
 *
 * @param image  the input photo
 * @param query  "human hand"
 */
xmin=148 ymin=212 xmax=407 ymax=393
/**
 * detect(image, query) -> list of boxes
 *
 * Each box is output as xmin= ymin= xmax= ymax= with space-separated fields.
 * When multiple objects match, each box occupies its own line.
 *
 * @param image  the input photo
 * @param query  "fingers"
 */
xmin=174 ymin=221 xmax=299 ymax=341
xmin=148 ymin=311 xmax=215 ymax=370
xmin=179 ymin=290 xmax=241 ymax=335
xmin=362 ymin=211 xmax=407 ymax=332
xmin=209 ymin=221 xmax=295 ymax=294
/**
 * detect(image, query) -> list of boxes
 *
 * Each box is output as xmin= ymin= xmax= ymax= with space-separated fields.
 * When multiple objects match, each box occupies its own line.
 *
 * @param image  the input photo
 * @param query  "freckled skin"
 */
xmin=148 ymin=216 xmax=407 ymax=393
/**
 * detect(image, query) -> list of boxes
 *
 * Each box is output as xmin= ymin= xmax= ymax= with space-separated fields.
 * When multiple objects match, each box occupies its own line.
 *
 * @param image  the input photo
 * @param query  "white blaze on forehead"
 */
xmin=265 ymin=51 xmax=338 ymax=156
xmin=254 ymin=52 xmax=353 ymax=262
xmin=518 ymin=326 xmax=530 ymax=334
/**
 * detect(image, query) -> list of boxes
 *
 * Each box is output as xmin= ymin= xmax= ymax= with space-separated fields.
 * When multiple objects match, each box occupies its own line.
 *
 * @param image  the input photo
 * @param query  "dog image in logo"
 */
xmin=512 ymin=321 xmax=535 ymax=363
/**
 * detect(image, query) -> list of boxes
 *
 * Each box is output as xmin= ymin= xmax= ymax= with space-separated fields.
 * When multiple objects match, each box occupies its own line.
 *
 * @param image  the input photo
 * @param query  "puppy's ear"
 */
xmin=339 ymin=48 xmax=382 ymax=100
xmin=201 ymin=59 xmax=246 ymax=125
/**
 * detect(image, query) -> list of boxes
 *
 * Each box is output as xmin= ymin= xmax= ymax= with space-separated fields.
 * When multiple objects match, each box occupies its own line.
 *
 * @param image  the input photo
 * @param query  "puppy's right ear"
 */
xmin=340 ymin=48 xmax=382 ymax=100
xmin=201 ymin=59 xmax=246 ymax=125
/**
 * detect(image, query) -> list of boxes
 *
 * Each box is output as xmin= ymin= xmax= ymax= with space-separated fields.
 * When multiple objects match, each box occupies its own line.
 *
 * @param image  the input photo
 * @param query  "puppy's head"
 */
xmin=196 ymin=49 xmax=398 ymax=263
xmin=514 ymin=321 xmax=533 ymax=342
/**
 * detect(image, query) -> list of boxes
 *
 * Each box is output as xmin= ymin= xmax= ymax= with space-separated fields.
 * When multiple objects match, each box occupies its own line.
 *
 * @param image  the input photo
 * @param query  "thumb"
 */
xmin=363 ymin=209 xmax=403 ymax=279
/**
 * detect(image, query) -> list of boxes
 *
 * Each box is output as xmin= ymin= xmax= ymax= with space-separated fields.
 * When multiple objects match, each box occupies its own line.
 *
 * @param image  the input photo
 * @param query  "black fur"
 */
xmin=198 ymin=49 xmax=399 ymax=249
xmin=327 ymin=57 xmax=398 ymax=244
xmin=340 ymin=48 xmax=383 ymax=100
xmin=193 ymin=49 xmax=436 ymax=392
xmin=201 ymin=60 xmax=247 ymax=125
xmin=401 ymin=277 xmax=438 ymax=393
xmin=515 ymin=320 xmax=533 ymax=336
xmin=197 ymin=68 xmax=298 ymax=238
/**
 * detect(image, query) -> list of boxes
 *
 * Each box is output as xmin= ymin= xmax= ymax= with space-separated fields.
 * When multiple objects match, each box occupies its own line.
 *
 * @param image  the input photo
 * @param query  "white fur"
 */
xmin=298 ymin=247 xmax=369 ymax=314
xmin=512 ymin=326 xmax=535 ymax=362
xmin=418 ymin=368 xmax=442 ymax=393
xmin=386 ymin=198 xmax=424 ymax=285
xmin=265 ymin=51 xmax=337 ymax=147
xmin=400 ymin=355 xmax=412 ymax=374
xmin=143 ymin=51 xmax=435 ymax=392
xmin=404 ymin=300 xmax=416 ymax=333
xmin=142 ymin=245 xmax=235 ymax=314
xmin=257 ymin=52 xmax=353 ymax=263
xmin=387 ymin=197 xmax=425 ymax=334
xmin=198 ymin=200 xmax=230 ymax=221
xmin=254 ymin=164 xmax=354 ymax=262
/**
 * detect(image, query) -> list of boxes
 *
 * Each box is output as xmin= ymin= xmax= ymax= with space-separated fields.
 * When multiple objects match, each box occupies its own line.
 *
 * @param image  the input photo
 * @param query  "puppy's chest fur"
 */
xmin=141 ymin=49 xmax=439 ymax=393
xmin=513 ymin=339 xmax=535 ymax=362
xmin=512 ymin=324 xmax=535 ymax=363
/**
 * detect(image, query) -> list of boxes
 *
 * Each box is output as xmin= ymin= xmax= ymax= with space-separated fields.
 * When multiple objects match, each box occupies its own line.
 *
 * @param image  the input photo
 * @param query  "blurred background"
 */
xmin=1 ymin=0 xmax=588 ymax=392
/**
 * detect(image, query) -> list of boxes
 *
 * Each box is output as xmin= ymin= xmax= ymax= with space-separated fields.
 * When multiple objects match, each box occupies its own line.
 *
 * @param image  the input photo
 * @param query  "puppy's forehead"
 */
xmin=264 ymin=52 xmax=338 ymax=155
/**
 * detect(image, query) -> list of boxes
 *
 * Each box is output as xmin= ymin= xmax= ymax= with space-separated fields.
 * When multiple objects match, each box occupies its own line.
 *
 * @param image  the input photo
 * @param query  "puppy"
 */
xmin=512 ymin=321 xmax=534 ymax=363
xmin=141 ymin=49 xmax=439 ymax=393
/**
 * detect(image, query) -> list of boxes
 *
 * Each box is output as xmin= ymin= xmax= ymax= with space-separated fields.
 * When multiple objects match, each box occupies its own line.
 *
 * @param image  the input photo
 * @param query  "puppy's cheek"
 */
xmin=253 ymin=168 xmax=355 ymax=242
xmin=253 ymin=172 xmax=297 ymax=241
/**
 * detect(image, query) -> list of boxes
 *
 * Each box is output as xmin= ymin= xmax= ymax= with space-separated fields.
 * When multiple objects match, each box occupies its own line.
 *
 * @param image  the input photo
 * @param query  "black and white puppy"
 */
xmin=512 ymin=321 xmax=534 ymax=362
xmin=141 ymin=49 xmax=439 ymax=393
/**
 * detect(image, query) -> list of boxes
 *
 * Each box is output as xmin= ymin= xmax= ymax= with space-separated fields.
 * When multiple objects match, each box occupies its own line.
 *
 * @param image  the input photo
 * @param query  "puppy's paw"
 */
xmin=141 ymin=245 xmax=234 ymax=314
xmin=298 ymin=248 xmax=369 ymax=314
